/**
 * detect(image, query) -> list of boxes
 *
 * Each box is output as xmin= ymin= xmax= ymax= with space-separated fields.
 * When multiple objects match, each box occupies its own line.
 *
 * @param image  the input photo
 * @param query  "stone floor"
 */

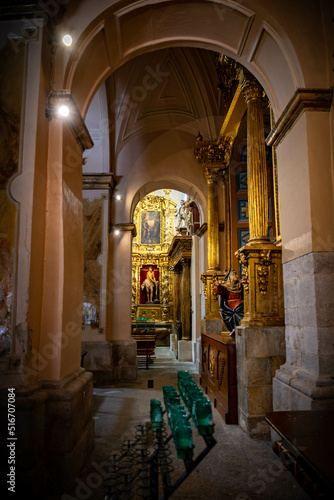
xmin=66 ymin=347 xmax=309 ymax=500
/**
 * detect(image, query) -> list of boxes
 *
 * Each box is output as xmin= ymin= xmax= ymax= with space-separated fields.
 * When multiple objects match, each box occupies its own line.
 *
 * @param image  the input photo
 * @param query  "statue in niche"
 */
xmin=214 ymin=269 xmax=244 ymax=339
xmin=176 ymin=198 xmax=192 ymax=234
xmin=176 ymin=200 xmax=186 ymax=229
xmin=141 ymin=266 xmax=159 ymax=303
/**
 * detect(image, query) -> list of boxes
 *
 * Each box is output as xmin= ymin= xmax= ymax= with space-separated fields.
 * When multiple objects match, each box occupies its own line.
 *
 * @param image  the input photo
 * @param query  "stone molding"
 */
xmin=266 ymin=88 xmax=333 ymax=148
xmin=112 ymin=222 xmax=137 ymax=237
xmin=195 ymin=223 xmax=207 ymax=238
xmin=168 ymin=235 xmax=192 ymax=268
xmin=82 ymin=173 xmax=116 ymax=192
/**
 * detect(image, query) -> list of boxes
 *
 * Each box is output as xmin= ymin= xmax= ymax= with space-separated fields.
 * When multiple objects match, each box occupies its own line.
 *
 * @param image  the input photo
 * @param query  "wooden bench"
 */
xmin=266 ymin=410 xmax=334 ymax=499
xmin=132 ymin=334 xmax=156 ymax=369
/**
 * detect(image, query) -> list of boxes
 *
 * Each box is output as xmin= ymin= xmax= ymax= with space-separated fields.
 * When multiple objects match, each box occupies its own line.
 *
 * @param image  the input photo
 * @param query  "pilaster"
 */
xmin=180 ymin=258 xmax=191 ymax=341
xmin=168 ymin=236 xmax=192 ymax=352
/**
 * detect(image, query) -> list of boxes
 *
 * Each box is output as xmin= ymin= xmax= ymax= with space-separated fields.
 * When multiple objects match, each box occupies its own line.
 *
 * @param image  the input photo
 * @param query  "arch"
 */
xmin=130 ymin=177 xmax=207 ymax=222
xmin=61 ymin=0 xmax=315 ymax=120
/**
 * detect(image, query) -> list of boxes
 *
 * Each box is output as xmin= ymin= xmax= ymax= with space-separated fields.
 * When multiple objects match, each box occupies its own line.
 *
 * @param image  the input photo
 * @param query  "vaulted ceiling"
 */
xmin=110 ymin=47 xmax=224 ymax=150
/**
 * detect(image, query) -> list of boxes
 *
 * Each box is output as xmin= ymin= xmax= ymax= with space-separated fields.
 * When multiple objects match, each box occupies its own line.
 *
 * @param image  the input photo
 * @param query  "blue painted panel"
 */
xmin=238 ymin=200 xmax=248 ymax=221
xmin=237 ymin=172 xmax=247 ymax=191
xmin=238 ymin=229 xmax=249 ymax=248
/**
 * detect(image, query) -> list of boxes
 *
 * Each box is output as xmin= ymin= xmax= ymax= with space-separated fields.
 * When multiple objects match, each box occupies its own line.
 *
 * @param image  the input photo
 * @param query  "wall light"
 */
xmin=114 ymin=229 xmax=120 ymax=235
xmin=62 ymin=34 xmax=72 ymax=47
xmin=58 ymin=105 xmax=69 ymax=117
xmin=116 ymin=194 xmax=122 ymax=201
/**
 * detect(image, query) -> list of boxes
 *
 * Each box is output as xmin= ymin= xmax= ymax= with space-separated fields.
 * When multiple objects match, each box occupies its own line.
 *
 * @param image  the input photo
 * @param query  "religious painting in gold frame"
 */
xmin=141 ymin=211 xmax=161 ymax=245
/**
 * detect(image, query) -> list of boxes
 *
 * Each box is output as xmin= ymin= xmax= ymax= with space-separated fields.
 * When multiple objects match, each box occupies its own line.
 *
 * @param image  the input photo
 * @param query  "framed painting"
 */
xmin=141 ymin=211 xmax=161 ymax=244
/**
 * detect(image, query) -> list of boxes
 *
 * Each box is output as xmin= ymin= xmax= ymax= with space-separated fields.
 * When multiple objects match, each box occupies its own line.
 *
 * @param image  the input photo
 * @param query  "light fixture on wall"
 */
xmin=58 ymin=104 xmax=70 ymax=117
xmin=114 ymin=229 xmax=120 ymax=235
xmin=112 ymin=194 xmax=123 ymax=201
xmin=62 ymin=34 xmax=73 ymax=47
xmin=45 ymin=89 xmax=73 ymax=119
xmin=45 ymin=90 xmax=94 ymax=150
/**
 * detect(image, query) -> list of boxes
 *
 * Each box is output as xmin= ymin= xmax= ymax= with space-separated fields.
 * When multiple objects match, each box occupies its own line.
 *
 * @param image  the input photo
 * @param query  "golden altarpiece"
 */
xmin=131 ymin=191 xmax=177 ymax=343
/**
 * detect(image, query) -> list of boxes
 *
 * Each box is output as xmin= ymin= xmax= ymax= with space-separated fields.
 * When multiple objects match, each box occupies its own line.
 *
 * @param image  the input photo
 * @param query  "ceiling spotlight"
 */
xmin=58 ymin=105 xmax=69 ymax=117
xmin=62 ymin=34 xmax=72 ymax=47
xmin=114 ymin=229 xmax=120 ymax=235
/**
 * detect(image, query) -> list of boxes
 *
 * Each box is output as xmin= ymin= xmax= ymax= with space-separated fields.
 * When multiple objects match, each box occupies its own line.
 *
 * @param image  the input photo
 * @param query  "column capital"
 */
xmin=204 ymin=166 xmax=221 ymax=184
xmin=239 ymin=70 xmax=264 ymax=103
xmin=180 ymin=257 xmax=191 ymax=268
xmin=194 ymin=134 xmax=234 ymax=177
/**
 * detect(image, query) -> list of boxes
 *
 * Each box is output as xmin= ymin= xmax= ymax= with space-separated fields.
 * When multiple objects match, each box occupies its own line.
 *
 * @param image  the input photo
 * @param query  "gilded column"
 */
xmin=194 ymin=134 xmax=234 ymax=321
xmin=239 ymin=70 xmax=269 ymax=243
xmin=236 ymin=70 xmax=284 ymax=327
xmin=180 ymin=258 xmax=191 ymax=340
xmin=223 ymin=172 xmax=231 ymax=270
xmin=205 ymin=167 xmax=220 ymax=270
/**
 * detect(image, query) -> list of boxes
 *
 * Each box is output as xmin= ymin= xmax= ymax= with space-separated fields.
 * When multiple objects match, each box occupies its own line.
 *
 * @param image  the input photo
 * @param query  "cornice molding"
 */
xmin=82 ymin=173 xmax=116 ymax=192
xmin=168 ymin=236 xmax=192 ymax=268
xmin=196 ymin=223 xmax=208 ymax=238
xmin=266 ymin=88 xmax=333 ymax=148
xmin=112 ymin=223 xmax=137 ymax=238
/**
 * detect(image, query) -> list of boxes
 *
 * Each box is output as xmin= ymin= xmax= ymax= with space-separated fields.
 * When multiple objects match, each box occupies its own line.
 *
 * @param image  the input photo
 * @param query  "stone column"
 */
xmin=107 ymin=223 xmax=137 ymax=381
xmin=2 ymin=41 xmax=95 ymax=494
xmin=180 ymin=258 xmax=191 ymax=340
xmin=194 ymin=135 xmax=234 ymax=326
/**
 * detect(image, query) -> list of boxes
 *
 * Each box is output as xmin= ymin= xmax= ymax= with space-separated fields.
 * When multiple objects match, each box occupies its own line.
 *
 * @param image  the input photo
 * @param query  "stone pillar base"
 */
xmin=196 ymin=337 xmax=202 ymax=373
xmin=82 ymin=340 xmax=138 ymax=384
xmin=178 ymin=340 xmax=193 ymax=362
xmin=81 ymin=341 xmax=114 ymax=385
xmin=201 ymin=318 xmax=228 ymax=336
xmin=236 ymin=325 xmax=286 ymax=440
xmin=0 ymin=369 xmax=94 ymax=496
xmin=273 ymin=365 xmax=334 ymax=411
xmin=170 ymin=333 xmax=178 ymax=357
xmin=110 ymin=339 xmax=137 ymax=381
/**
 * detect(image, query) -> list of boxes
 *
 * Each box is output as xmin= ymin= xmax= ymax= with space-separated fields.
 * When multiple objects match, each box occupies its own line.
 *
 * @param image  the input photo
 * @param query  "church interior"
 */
xmin=0 ymin=0 xmax=333 ymax=498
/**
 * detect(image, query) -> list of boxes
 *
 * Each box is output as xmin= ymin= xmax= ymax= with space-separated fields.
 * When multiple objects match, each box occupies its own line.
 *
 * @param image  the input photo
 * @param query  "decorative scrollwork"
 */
xmin=209 ymin=348 xmax=216 ymax=379
xmin=257 ymin=250 xmax=272 ymax=295
xmin=236 ymin=249 xmax=249 ymax=294
xmin=194 ymin=134 xmax=234 ymax=170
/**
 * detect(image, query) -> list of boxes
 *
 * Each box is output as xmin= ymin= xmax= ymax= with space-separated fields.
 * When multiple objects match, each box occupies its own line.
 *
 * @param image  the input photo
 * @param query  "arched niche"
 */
xmin=130 ymin=179 xmax=206 ymax=223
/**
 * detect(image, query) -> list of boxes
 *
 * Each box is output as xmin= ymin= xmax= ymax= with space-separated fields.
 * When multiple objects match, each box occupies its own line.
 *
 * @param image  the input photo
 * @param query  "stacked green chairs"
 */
xmin=161 ymin=386 xmax=193 ymax=459
xmin=177 ymin=371 xmax=215 ymax=436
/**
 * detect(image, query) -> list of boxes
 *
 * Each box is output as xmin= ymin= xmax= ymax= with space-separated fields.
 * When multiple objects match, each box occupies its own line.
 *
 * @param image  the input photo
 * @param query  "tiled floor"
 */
xmin=68 ymin=347 xmax=309 ymax=500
